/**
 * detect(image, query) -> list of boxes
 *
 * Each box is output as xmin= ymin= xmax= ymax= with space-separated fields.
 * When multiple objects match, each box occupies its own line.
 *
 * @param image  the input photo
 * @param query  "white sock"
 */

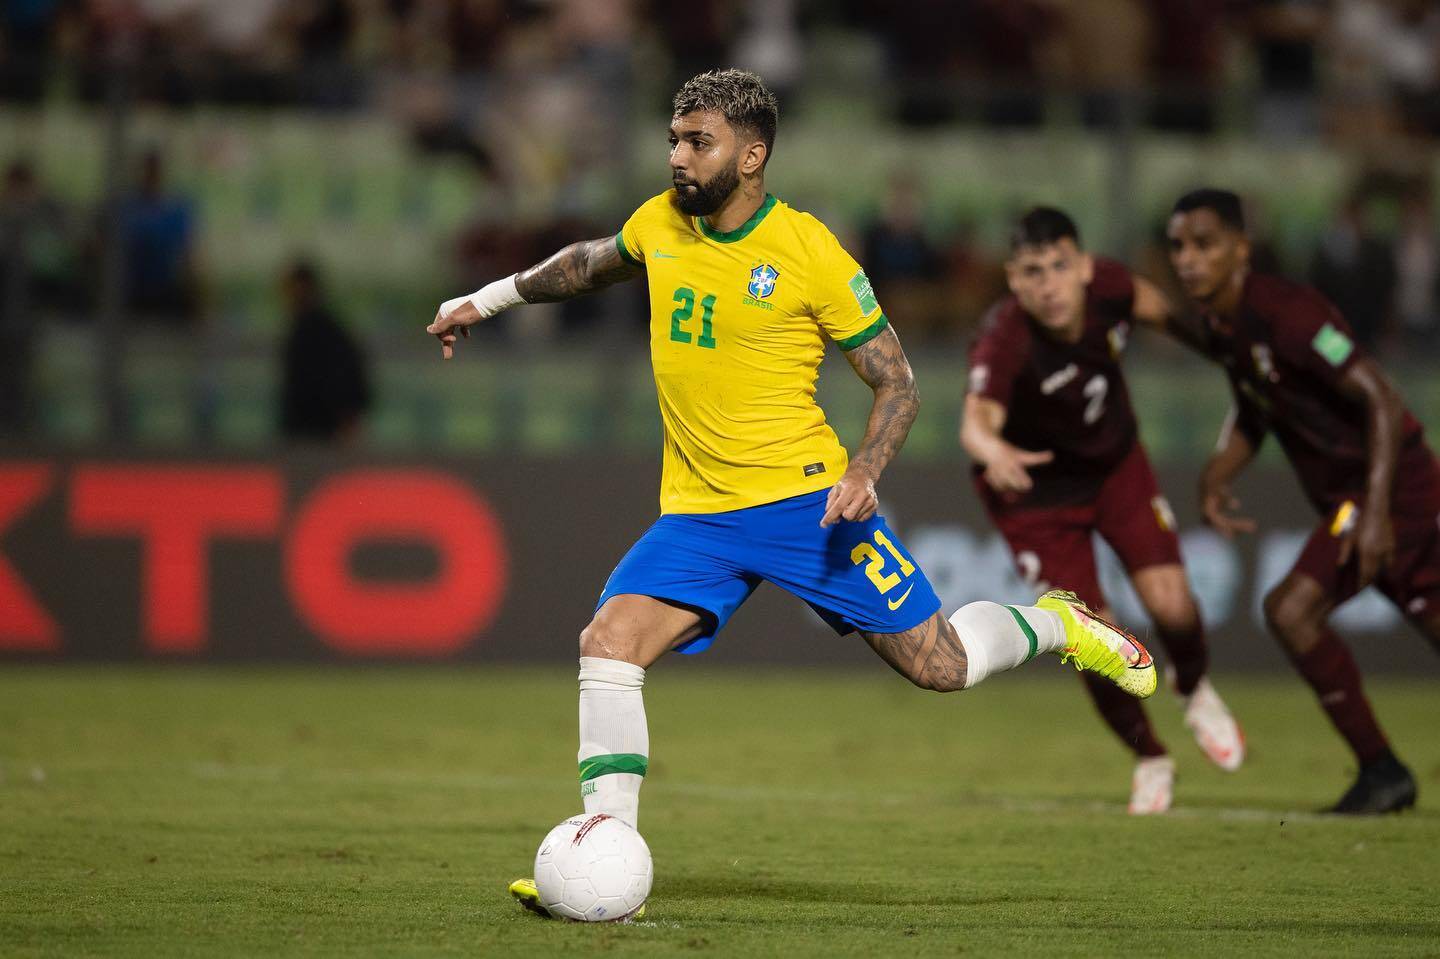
xmin=577 ymin=656 xmax=648 ymax=829
xmin=949 ymin=601 xmax=1067 ymax=688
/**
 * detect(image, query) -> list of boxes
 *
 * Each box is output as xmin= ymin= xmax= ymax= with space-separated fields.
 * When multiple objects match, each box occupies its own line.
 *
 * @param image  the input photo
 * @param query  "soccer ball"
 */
xmin=533 ymin=813 xmax=652 ymax=922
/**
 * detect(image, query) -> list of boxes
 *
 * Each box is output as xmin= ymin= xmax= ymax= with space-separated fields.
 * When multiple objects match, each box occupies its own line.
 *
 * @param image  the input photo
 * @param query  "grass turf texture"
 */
xmin=2 ymin=667 xmax=1437 ymax=957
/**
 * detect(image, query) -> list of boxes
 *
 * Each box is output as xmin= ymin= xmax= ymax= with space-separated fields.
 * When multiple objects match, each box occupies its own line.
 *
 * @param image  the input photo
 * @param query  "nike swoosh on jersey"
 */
xmin=651 ymin=250 xmax=680 ymax=259
xmin=887 ymin=583 xmax=916 ymax=610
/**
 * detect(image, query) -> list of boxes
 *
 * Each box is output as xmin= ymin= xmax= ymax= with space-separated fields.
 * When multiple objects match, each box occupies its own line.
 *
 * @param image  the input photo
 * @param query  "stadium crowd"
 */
xmin=2 ymin=1 xmax=1440 ymax=140
xmin=2 ymin=1 xmax=1439 ymax=440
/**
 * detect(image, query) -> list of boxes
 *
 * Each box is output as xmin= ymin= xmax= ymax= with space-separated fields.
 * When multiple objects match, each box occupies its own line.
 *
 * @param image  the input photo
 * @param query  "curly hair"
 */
xmin=672 ymin=69 xmax=778 ymax=161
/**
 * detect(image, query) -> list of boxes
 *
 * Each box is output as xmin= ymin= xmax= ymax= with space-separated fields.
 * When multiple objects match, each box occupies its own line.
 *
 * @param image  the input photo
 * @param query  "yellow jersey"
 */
xmin=616 ymin=190 xmax=889 ymax=514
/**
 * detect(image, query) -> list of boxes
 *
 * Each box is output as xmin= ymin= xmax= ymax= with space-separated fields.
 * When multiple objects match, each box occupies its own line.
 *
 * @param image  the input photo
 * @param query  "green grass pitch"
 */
xmin=2 ymin=666 xmax=1437 ymax=957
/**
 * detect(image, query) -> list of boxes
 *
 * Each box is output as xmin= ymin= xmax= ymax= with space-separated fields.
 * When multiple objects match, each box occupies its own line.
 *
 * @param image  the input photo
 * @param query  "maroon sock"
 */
xmin=1082 ymin=673 xmax=1165 ymax=757
xmin=1155 ymin=619 xmax=1209 ymax=696
xmin=1289 ymin=631 xmax=1390 ymax=765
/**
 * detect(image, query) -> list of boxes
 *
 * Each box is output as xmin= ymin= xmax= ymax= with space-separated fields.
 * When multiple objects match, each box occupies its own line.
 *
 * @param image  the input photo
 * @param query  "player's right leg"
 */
xmin=514 ymin=514 xmax=756 ymax=918
xmin=576 ymin=594 xmax=706 ymax=827
xmin=511 ymin=594 xmax=702 ymax=919
xmin=1263 ymin=564 xmax=1415 ymax=814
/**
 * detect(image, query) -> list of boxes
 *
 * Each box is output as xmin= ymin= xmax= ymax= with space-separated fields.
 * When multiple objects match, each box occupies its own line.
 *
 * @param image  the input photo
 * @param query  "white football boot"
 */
xmin=1129 ymin=755 xmax=1175 ymax=815
xmin=1178 ymin=676 xmax=1245 ymax=772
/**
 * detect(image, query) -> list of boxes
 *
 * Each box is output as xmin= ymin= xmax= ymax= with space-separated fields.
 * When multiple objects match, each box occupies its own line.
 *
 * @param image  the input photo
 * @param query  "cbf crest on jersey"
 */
xmin=748 ymin=263 xmax=779 ymax=299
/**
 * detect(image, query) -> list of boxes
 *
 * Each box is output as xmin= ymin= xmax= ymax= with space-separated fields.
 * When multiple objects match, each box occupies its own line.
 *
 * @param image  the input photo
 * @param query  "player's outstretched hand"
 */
xmin=821 ymin=467 xmax=878 ymax=527
xmin=982 ymin=443 xmax=1053 ymax=494
xmin=1340 ymin=510 xmax=1395 ymax=589
xmin=426 ymin=298 xmax=481 ymax=360
xmin=1199 ymin=483 xmax=1256 ymax=538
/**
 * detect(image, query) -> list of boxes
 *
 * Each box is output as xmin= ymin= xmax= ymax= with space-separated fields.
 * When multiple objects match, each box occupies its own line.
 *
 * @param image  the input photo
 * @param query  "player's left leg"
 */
xmin=1127 ymin=565 xmax=1207 ymax=693
xmin=859 ymin=596 xmax=1156 ymax=697
xmin=1095 ymin=445 xmax=1244 ymax=770
xmin=755 ymin=494 xmax=1157 ymax=697
xmin=1093 ymin=448 xmax=1210 ymax=695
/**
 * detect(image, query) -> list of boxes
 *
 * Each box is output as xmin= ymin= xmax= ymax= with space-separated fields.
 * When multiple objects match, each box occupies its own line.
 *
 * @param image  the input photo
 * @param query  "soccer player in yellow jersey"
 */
xmin=427 ymin=69 xmax=1156 ymax=919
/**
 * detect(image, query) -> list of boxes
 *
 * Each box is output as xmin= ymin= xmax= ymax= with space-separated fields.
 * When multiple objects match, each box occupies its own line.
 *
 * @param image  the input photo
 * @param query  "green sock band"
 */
xmin=1003 ymin=605 xmax=1040 ymax=663
xmin=578 ymin=753 xmax=648 ymax=782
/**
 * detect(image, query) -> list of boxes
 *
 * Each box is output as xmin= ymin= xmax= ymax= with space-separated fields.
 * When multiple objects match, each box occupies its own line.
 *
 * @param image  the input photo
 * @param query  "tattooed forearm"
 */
xmin=861 ymin=614 xmax=968 ymax=692
xmin=843 ymin=326 xmax=920 ymax=479
xmin=515 ymin=235 xmax=643 ymax=303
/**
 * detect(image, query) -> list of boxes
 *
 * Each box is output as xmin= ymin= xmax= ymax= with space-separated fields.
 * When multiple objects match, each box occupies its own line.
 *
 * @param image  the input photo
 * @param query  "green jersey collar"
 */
xmin=696 ymin=193 xmax=777 ymax=243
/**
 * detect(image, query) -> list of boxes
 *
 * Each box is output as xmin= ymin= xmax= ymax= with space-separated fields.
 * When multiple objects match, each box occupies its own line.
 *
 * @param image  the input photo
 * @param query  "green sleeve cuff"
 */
xmin=614 ymin=233 xmax=643 ymax=267
xmin=835 ymin=313 xmax=889 ymax=351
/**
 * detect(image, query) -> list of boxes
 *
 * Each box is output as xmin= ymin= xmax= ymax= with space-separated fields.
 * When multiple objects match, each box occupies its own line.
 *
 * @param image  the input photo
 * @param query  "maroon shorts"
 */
xmin=978 ymin=443 xmax=1183 ymax=610
xmin=1293 ymin=474 xmax=1440 ymax=620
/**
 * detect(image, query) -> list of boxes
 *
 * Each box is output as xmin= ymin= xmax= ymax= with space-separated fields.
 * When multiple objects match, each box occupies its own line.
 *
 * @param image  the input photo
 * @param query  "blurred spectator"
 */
xmin=1309 ymin=193 xmax=1395 ymax=350
xmin=969 ymin=0 xmax=1056 ymax=127
xmin=278 ymin=260 xmax=372 ymax=444
xmin=940 ymin=221 xmax=1005 ymax=341
xmin=0 ymin=0 xmax=64 ymax=101
xmin=651 ymin=0 xmax=732 ymax=94
xmin=1052 ymin=0 xmax=1151 ymax=127
xmin=732 ymin=0 xmax=804 ymax=98
xmin=384 ymin=0 xmax=514 ymax=73
xmin=1147 ymin=0 xmax=1225 ymax=132
xmin=282 ymin=0 xmax=354 ymax=62
xmin=0 ymin=159 xmax=71 ymax=434
xmin=852 ymin=0 xmax=975 ymax=126
xmin=1330 ymin=0 xmax=1440 ymax=139
xmin=861 ymin=174 xmax=944 ymax=339
xmin=1394 ymin=188 xmax=1439 ymax=343
xmin=863 ymin=174 xmax=941 ymax=289
xmin=120 ymin=149 xmax=201 ymax=325
xmin=1245 ymin=0 xmax=1329 ymax=138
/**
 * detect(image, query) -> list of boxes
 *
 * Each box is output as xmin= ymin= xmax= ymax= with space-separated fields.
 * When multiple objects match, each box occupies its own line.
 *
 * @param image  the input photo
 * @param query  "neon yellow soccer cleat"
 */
xmin=508 ymin=878 xmax=647 ymax=922
xmin=509 ymin=878 xmax=551 ymax=918
xmin=1038 ymin=589 xmax=1157 ymax=699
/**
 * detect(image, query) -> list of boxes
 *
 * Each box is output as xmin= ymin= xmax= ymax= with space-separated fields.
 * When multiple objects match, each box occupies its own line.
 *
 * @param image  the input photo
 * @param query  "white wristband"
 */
xmin=442 ymin=274 xmax=524 ymax=320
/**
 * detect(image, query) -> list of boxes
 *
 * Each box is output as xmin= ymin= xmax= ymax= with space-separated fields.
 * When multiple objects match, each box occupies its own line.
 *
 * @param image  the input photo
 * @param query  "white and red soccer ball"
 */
xmin=533 ymin=814 xmax=652 ymax=921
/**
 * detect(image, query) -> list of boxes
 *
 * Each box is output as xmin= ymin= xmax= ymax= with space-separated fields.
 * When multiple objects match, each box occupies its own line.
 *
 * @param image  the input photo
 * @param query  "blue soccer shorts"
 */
xmin=596 ymin=487 xmax=942 ymax=653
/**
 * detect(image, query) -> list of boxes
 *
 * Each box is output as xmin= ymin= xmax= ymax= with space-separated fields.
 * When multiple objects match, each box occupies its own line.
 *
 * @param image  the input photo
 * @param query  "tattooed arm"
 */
xmin=515 ymin=236 xmax=643 ymax=302
xmin=819 ymin=326 xmax=920 ymax=527
xmin=427 ymin=235 xmax=643 ymax=358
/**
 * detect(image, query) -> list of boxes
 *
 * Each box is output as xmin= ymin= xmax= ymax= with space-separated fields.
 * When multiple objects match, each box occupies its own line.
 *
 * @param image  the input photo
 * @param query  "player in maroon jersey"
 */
xmin=1167 ymin=187 xmax=1433 ymax=813
xmin=963 ymin=207 xmax=1245 ymax=813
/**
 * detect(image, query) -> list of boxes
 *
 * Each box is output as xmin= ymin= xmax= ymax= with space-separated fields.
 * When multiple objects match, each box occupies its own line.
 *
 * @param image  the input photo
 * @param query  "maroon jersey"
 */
xmin=1201 ymin=272 xmax=1433 ymax=514
xmin=967 ymin=258 xmax=1139 ymax=507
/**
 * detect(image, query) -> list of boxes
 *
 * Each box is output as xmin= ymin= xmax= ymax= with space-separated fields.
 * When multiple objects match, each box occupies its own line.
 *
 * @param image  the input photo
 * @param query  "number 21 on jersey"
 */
xmin=671 ymin=287 xmax=716 ymax=349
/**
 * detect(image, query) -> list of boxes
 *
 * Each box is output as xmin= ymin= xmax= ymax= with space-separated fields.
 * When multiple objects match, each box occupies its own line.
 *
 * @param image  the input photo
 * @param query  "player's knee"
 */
xmin=1137 ymin=571 xmax=1198 ymax=632
xmin=1149 ymin=592 xmax=1200 ymax=634
xmin=578 ymin=619 xmax=628 ymax=660
xmin=1262 ymin=586 xmax=1321 ymax=653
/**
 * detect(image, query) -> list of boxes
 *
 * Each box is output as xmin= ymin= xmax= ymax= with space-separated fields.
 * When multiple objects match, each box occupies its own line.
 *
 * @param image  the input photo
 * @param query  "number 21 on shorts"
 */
xmin=850 ymin=530 xmax=915 ymax=594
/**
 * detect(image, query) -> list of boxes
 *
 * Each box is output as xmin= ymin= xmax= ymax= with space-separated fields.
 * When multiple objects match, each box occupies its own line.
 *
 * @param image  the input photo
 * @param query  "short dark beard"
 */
xmin=673 ymin=163 xmax=741 ymax=217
